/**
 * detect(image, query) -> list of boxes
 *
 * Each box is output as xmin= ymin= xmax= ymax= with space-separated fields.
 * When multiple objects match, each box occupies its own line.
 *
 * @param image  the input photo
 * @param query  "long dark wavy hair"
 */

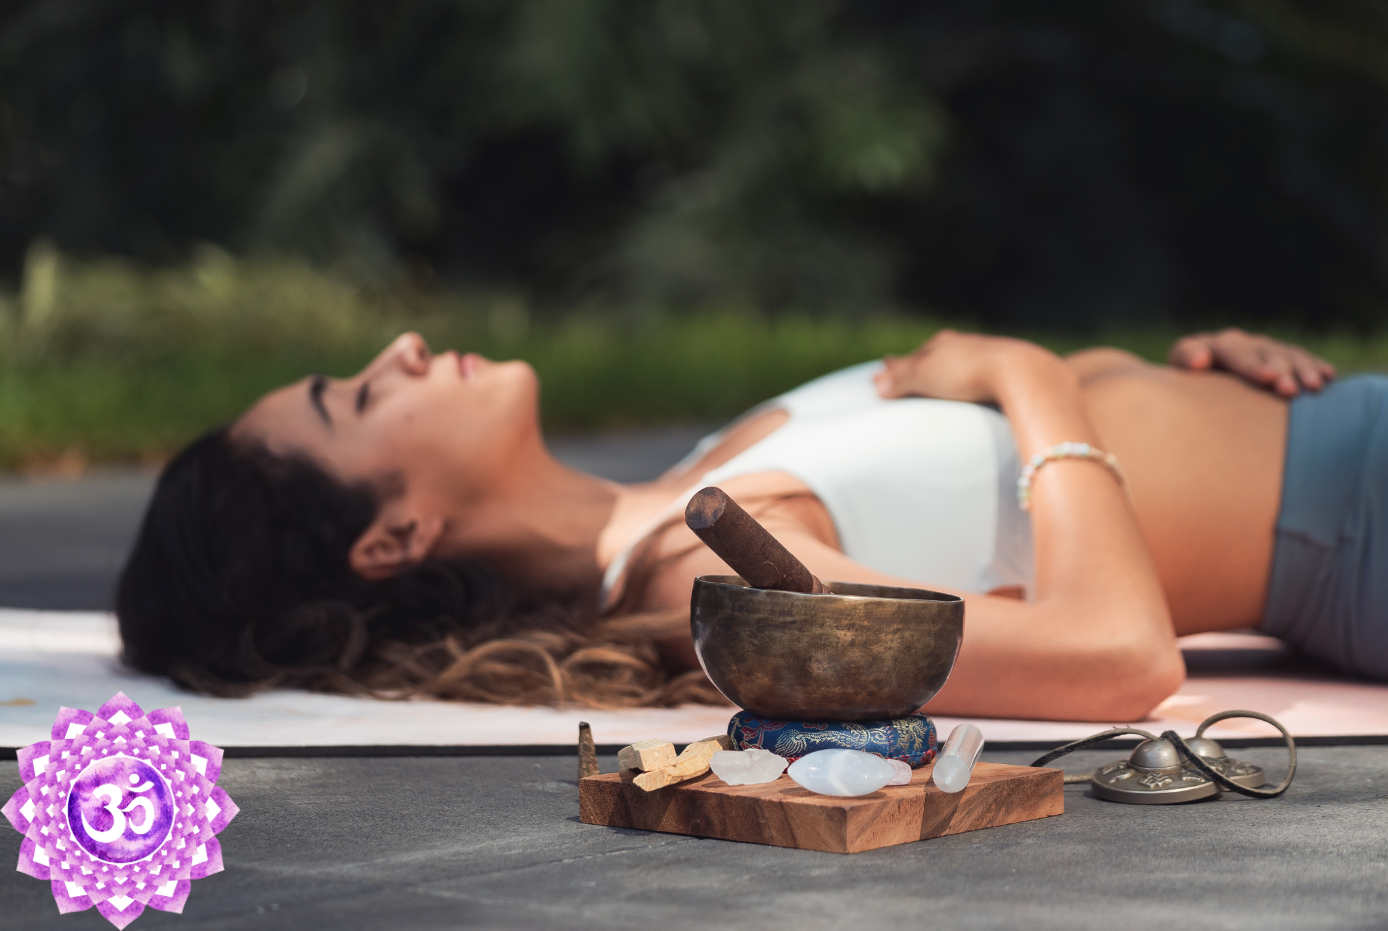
xmin=116 ymin=428 xmax=722 ymax=707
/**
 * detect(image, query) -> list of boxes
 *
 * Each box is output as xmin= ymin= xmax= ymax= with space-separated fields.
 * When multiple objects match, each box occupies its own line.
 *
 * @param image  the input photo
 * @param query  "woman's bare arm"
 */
xmin=867 ymin=332 xmax=1182 ymax=720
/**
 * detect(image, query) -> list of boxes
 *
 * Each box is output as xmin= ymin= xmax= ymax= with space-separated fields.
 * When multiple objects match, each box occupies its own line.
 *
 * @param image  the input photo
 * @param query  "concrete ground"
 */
xmin=2 ymin=748 xmax=1381 ymax=931
xmin=0 ymin=468 xmax=155 ymax=610
xmin=2 ymin=427 xmax=1387 ymax=930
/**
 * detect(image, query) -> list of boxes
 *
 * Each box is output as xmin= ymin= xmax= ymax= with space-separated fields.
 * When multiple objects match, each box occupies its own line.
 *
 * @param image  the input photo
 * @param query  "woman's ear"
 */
xmin=349 ymin=508 xmax=445 ymax=580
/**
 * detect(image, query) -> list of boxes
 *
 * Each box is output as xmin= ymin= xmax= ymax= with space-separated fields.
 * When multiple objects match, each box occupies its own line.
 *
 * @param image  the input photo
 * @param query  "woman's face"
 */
xmin=235 ymin=332 xmax=541 ymax=505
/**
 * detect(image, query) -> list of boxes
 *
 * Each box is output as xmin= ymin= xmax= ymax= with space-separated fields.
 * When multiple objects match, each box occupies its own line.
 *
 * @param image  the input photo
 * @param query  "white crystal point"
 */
xmin=787 ymin=749 xmax=897 ymax=797
xmin=933 ymin=722 xmax=985 ymax=793
xmin=885 ymin=758 xmax=912 ymax=786
xmin=933 ymin=756 xmax=971 ymax=793
xmin=710 ymin=748 xmax=788 ymax=785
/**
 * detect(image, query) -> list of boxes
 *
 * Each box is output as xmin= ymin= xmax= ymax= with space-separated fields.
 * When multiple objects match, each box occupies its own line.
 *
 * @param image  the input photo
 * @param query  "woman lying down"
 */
xmin=117 ymin=328 xmax=1386 ymax=722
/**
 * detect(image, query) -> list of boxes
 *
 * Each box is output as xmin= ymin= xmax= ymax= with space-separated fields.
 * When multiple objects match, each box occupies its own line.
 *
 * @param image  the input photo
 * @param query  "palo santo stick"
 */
xmin=677 ymin=735 xmax=733 ymax=762
xmin=634 ymin=754 xmax=712 ymax=792
xmin=578 ymin=721 xmax=599 ymax=780
xmin=618 ymin=738 xmax=677 ymax=772
xmin=633 ymin=736 xmax=734 ymax=792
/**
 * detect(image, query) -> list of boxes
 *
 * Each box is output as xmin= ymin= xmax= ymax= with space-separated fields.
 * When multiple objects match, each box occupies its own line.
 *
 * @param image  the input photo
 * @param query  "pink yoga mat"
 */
xmin=3 ymin=613 xmax=1385 ymax=749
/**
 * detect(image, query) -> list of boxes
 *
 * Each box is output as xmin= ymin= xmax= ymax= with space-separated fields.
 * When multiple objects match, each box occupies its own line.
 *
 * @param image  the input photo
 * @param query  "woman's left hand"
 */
xmin=1168 ymin=328 xmax=1336 ymax=397
xmin=874 ymin=330 xmax=1053 ymax=403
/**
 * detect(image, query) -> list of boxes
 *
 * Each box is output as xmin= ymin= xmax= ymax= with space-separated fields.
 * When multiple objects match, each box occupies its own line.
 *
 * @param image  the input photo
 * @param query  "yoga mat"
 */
xmin=4 ymin=610 xmax=1388 ymax=753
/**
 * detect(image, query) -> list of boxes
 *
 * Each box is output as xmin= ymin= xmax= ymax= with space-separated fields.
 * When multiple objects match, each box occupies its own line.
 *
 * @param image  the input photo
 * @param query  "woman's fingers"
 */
xmin=1292 ymin=346 xmax=1336 ymax=390
xmin=1247 ymin=339 xmax=1335 ymax=396
xmin=1186 ymin=344 xmax=1215 ymax=370
xmin=1255 ymin=348 xmax=1300 ymax=397
xmin=1172 ymin=328 xmax=1338 ymax=397
xmin=1207 ymin=331 xmax=1285 ymax=391
xmin=1293 ymin=352 xmax=1325 ymax=391
xmin=876 ymin=337 xmax=942 ymax=398
xmin=874 ymin=356 xmax=906 ymax=398
xmin=1217 ymin=332 xmax=1276 ymax=385
xmin=1168 ymin=335 xmax=1215 ymax=370
xmin=875 ymin=352 xmax=926 ymax=398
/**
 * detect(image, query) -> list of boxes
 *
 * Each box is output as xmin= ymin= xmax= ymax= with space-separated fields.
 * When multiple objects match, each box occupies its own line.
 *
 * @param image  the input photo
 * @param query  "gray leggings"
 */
xmin=1261 ymin=375 xmax=1388 ymax=677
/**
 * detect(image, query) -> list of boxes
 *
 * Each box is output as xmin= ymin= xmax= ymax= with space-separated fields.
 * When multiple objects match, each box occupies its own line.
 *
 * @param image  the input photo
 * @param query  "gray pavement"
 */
xmin=3 ymin=747 xmax=1383 ymax=931
xmin=0 ymin=468 xmax=157 ymax=610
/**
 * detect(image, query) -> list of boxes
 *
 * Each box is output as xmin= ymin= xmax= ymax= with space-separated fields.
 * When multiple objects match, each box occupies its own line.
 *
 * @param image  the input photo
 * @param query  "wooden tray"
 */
xmin=579 ymin=761 xmax=1063 ymax=854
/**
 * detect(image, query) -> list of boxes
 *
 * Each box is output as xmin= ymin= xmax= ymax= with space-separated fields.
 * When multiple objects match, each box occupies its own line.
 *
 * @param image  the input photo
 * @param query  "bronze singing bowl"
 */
xmin=690 ymin=575 xmax=965 ymax=722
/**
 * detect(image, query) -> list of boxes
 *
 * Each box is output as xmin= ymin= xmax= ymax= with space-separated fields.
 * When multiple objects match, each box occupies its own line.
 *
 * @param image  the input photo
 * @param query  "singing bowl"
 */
xmin=690 ymin=575 xmax=965 ymax=722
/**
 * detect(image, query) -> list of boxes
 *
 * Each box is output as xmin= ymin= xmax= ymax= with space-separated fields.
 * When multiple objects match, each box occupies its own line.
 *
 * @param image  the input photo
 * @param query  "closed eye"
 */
xmin=309 ymin=374 xmax=331 ymax=426
xmin=355 ymin=381 xmax=370 ymax=414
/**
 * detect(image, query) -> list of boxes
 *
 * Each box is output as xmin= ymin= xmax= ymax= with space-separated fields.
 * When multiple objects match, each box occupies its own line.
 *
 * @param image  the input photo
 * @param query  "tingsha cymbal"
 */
xmin=1091 ymin=737 xmax=1217 ymax=804
xmin=1183 ymin=736 xmax=1266 ymax=790
xmin=1091 ymin=735 xmax=1266 ymax=804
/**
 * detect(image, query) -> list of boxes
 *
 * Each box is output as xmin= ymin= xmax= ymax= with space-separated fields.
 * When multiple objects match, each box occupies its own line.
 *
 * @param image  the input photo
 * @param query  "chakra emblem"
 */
xmin=3 ymin=693 xmax=238 ymax=929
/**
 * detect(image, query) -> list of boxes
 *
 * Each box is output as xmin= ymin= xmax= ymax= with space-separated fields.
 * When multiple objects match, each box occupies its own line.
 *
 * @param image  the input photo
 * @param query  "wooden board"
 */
xmin=579 ymin=761 xmax=1063 ymax=854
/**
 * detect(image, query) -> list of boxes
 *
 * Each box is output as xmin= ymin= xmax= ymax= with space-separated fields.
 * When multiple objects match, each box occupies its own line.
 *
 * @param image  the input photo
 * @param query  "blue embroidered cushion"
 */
xmin=727 ymin=711 xmax=938 ymax=767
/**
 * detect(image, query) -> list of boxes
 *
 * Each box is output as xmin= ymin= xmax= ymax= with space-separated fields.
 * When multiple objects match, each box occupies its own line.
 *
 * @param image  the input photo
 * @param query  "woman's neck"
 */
xmin=438 ymin=443 xmax=680 ymax=598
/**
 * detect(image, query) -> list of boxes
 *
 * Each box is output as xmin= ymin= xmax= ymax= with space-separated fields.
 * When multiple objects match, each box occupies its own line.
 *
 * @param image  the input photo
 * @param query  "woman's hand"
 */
xmin=1169 ymin=328 xmax=1336 ymax=397
xmin=874 ymin=330 xmax=1056 ymax=403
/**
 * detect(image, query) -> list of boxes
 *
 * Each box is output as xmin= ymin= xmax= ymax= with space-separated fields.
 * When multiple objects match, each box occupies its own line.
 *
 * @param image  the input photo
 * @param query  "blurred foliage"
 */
xmin=2 ymin=250 xmax=1386 ymax=469
xmin=3 ymin=1 xmax=1388 ymax=328
xmin=0 ymin=246 xmax=946 ymax=466
xmin=6 ymin=239 xmax=394 ymax=358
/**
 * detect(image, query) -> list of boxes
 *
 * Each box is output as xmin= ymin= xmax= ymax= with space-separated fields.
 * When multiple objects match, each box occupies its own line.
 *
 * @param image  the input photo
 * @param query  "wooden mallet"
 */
xmin=684 ymin=486 xmax=828 ymax=594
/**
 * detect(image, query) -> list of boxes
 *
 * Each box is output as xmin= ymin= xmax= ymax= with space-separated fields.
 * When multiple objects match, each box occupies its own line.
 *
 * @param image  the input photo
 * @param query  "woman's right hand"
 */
xmin=874 ymin=330 xmax=1059 ymax=404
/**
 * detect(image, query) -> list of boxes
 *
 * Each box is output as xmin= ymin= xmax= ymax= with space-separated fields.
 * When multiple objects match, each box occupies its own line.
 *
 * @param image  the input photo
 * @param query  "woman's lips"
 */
xmin=458 ymin=352 xmax=479 ymax=381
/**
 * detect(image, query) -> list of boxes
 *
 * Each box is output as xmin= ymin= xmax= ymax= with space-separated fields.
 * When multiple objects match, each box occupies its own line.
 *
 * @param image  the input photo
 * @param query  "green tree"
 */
xmin=3 ymin=0 xmax=1388 ymax=327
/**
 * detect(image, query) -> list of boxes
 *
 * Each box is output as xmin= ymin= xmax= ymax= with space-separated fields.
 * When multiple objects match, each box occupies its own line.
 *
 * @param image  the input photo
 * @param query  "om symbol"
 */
xmin=67 ymin=756 xmax=174 ymax=863
xmin=83 ymin=779 xmax=156 ymax=843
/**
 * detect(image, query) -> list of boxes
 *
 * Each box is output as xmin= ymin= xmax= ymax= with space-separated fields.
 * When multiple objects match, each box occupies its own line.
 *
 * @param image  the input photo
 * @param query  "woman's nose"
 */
xmin=378 ymin=332 xmax=432 ymax=377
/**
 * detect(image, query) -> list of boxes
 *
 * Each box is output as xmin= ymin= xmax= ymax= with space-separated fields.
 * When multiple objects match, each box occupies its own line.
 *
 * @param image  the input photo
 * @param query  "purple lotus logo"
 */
xmin=3 ymin=693 xmax=238 ymax=929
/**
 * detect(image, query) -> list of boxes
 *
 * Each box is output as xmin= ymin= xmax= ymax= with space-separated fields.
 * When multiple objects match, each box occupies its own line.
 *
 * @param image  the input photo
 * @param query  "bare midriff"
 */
xmin=1069 ymin=349 xmax=1287 ymax=634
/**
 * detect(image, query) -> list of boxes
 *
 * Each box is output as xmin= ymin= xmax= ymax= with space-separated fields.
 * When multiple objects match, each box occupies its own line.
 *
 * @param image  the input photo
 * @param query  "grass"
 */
xmin=1 ymin=248 xmax=1386 ymax=470
xmin=0 ymin=313 xmax=952 ymax=468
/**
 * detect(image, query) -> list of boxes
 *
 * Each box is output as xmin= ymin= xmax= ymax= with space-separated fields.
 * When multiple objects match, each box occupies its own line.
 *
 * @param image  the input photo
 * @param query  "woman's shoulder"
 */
xmin=657 ymin=360 xmax=885 ymax=483
xmin=771 ymin=360 xmax=886 ymax=417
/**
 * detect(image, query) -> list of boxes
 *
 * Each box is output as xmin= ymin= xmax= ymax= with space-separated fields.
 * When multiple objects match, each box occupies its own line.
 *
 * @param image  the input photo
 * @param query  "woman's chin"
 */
xmin=474 ymin=360 xmax=543 ymax=435
xmin=465 ymin=354 xmax=534 ymax=382
xmin=495 ymin=358 xmax=542 ymax=399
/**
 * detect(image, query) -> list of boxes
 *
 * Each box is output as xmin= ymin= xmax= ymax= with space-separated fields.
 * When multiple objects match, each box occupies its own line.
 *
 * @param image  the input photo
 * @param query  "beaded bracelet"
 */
xmin=1016 ymin=441 xmax=1129 ymax=512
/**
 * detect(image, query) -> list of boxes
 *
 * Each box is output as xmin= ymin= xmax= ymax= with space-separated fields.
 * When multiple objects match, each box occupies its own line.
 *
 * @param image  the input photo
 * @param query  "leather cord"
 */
xmin=1029 ymin=727 xmax=1158 ymax=784
xmin=1162 ymin=709 xmax=1297 ymax=799
xmin=1028 ymin=710 xmax=1296 ymax=797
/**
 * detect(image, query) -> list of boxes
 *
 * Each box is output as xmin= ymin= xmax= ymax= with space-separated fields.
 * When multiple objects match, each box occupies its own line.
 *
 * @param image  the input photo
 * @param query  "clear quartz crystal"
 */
xmin=885 ymin=758 xmax=912 ymax=786
xmin=710 ymin=748 xmax=788 ymax=785
xmin=933 ymin=723 xmax=985 ymax=793
xmin=787 ymin=749 xmax=898 ymax=796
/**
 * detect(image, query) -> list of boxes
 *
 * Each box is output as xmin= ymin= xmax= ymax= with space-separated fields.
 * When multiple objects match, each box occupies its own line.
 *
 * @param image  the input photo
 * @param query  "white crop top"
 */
xmin=599 ymin=361 xmax=1034 ymax=606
